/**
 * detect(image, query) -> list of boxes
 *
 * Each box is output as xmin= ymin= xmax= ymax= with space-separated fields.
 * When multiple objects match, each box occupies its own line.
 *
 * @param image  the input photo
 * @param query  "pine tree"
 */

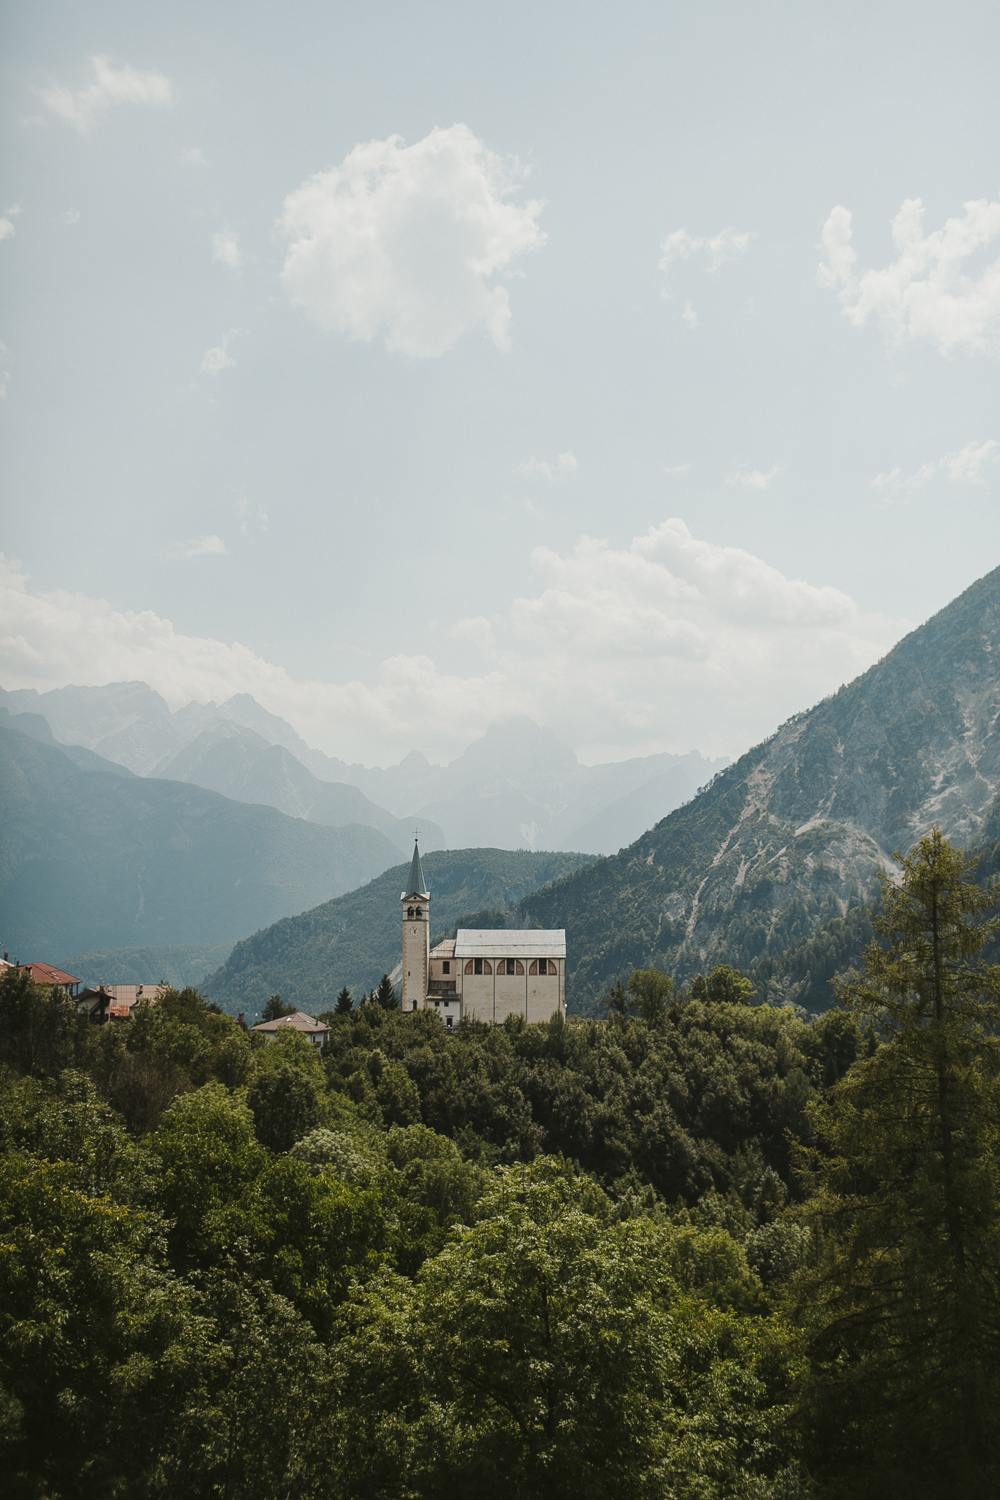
xmin=374 ymin=974 xmax=398 ymax=1010
xmin=793 ymin=830 xmax=1000 ymax=1496
xmin=334 ymin=986 xmax=353 ymax=1015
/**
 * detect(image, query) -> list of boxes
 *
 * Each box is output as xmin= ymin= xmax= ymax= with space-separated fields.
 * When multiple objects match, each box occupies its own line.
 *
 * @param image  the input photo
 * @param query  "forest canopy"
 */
xmin=1 ymin=830 xmax=998 ymax=1497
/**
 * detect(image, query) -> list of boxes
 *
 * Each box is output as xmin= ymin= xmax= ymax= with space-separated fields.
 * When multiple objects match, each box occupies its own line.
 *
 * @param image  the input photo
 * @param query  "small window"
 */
xmin=528 ymin=960 xmax=538 ymax=975
xmin=484 ymin=960 xmax=493 ymax=975
xmin=515 ymin=960 xmax=524 ymax=975
xmin=443 ymin=960 xmax=450 ymax=974
xmin=446 ymin=1016 xmax=453 ymax=1029
xmin=415 ymin=906 xmax=422 ymax=917
xmin=548 ymin=960 xmax=558 ymax=976
xmin=474 ymin=958 xmax=483 ymax=975
xmin=465 ymin=960 xmax=474 ymax=975
xmin=407 ymin=906 xmax=414 ymax=918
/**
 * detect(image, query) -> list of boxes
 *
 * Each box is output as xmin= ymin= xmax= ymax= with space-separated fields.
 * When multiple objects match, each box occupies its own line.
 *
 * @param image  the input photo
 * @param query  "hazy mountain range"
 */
xmin=0 ymin=682 xmax=726 ymax=856
xmin=184 ymin=565 xmax=1000 ymax=1017
xmin=0 ymin=719 xmax=402 ymax=960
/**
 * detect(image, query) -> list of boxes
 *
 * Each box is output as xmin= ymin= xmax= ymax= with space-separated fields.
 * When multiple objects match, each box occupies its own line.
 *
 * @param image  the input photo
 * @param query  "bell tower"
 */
xmin=401 ymin=839 xmax=430 ymax=1012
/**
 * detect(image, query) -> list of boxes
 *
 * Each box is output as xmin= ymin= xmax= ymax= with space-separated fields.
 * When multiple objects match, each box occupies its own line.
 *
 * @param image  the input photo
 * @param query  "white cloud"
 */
xmin=175 ymin=535 xmax=228 ymax=558
xmin=681 ymin=299 xmax=698 ymax=329
xmin=0 ymin=521 xmax=905 ymax=765
xmin=0 ymin=220 xmax=14 ymax=242
xmin=659 ymin=226 xmax=753 ymax=286
xmin=279 ymin=123 xmax=546 ymax=358
xmin=521 ymin=451 xmax=578 ymax=482
xmin=182 ymin=147 xmax=205 ymax=164
xmin=872 ymin=438 xmax=1000 ymax=495
xmin=212 ymin=230 xmax=241 ymax=268
xmin=818 ymin=197 xmax=1000 ymax=356
xmin=665 ymin=463 xmax=691 ymax=474
xmin=39 ymin=55 xmax=172 ymax=134
xmin=451 ymin=615 xmax=496 ymax=650
xmin=200 ymin=335 xmax=235 ymax=374
xmin=65 ymin=208 xmax=80 ymax=226
xmin=727 ymin=463 xmax=779 ymax=490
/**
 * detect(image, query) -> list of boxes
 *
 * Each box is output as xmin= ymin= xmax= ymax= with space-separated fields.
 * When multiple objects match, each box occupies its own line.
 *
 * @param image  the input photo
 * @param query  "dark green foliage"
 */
xmin=792 ymin=831 xmax=1000 ymax=1496
xmin=202 ymin=847 xmax=596 ymax=1015
xmin=248 ymin=1063 xmax=321 ymax=1150
xmin=334 ymin=985 xmax=354 ymax=1014
xmin=263 ymin=993 xmax=295 ymax=1021
xmin=374 ymin=973 xmax=398 ymax=1009
xmin=0 ymin=964 xmax=87 ymax=1078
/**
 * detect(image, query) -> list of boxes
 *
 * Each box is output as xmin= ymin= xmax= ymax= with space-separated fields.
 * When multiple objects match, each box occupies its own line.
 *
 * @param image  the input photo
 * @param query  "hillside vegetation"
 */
xmin=203 ymin=848 xmax=595 ymax=1017
xmin=0 ymin=725 xmax=402 ymax=958
xmin=516 ymin=565 xmax=1000 ymax=1010
xmin=3 ymin=830 xmax=998 ymax=1495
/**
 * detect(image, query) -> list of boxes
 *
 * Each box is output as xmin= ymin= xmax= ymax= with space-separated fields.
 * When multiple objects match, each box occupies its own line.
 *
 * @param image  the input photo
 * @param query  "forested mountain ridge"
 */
xmin=518 ymin=564 xmax=1000 ymax=1010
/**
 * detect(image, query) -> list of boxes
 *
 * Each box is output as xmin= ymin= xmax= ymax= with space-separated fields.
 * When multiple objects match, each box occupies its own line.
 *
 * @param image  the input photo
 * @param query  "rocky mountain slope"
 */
xmin=0 ymin=725 xmax=403 ymax=959
xmin=515 ymin=565 xmax=1000 ymax=1011
xmin=201 ymin=847 xmax=595 ymax=1017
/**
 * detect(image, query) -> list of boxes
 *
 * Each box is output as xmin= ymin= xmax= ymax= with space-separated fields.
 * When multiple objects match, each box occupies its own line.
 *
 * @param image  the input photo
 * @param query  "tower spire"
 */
xmin=405 ymin=838 xmax=428 ymax=898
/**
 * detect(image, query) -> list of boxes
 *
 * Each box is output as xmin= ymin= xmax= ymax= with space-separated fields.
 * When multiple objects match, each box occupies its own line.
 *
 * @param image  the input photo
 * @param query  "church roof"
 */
xmin=402 ymin=840 xmax=429 ymax=899
xmin=455 ymin=929 xmax=566 ymax=959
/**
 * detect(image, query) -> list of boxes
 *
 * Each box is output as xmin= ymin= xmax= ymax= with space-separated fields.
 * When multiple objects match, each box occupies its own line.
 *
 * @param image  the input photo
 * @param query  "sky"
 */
xmin=2 ymin=0 xmax=999 ymax=766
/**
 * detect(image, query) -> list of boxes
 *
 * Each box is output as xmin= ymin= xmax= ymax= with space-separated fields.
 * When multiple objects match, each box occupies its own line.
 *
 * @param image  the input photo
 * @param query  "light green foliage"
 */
xmin=793 ymin=830 xmax=1000 ymax=1496
xmin=690 ymin=964 xmax=758 ymax=1007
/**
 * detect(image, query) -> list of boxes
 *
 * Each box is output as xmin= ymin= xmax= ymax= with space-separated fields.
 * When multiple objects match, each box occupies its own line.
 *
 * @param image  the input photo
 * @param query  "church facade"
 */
xmin=400 ymin=842 xmax=567 ymax=1026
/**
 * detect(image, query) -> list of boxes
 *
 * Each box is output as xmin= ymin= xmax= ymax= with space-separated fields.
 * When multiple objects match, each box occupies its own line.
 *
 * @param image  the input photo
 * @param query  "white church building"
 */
xmin=400 ymin=842 xmax=566 ymax=1027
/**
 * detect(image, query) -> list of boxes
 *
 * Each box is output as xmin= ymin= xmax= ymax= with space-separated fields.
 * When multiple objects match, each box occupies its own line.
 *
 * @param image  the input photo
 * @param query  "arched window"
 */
xmin=407 ymin=907 xmax=414 ymax=918
xmin=528 ymin=960 xmax=538 ymax=975
xmin=515 ymin=960 xmax=524 ymax=976
xmin=465 ymin=960 xmax=474 ymax=975
xmin=548 ymin=959 xmax=558 ymax=975
xmin=415 ymin=907 xmax=422 ymax=917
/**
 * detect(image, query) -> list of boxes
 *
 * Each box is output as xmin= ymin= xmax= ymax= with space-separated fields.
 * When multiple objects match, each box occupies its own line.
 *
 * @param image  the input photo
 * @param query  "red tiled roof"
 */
xmin=26 ymin=962 xmax=80 ymax=987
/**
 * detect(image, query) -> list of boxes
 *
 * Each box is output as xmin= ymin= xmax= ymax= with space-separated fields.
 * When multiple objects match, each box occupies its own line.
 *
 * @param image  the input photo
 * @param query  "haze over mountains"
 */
xmin=0 ymin=721 xmax=402 ymax=960
xmin=0 ymin=682 xmax=726 ymax=856
xmin=186 ymin=566 xmax=1000 ymax=1016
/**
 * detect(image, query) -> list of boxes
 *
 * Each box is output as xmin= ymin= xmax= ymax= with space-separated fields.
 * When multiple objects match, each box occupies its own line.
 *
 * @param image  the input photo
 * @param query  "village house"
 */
xmin=400 ymin=842 xmax=567 ymax=1027
xmin=251 ymin=1010 xmax=330 ymax=1048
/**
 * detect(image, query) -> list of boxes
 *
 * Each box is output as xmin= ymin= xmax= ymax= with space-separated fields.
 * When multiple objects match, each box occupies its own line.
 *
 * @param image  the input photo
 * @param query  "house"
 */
xmin=400 ymin=841 xmax=567 ymax=1026
xmin=23 ymin=963 xmax=82 ymax=997
xmin=74 ymin=982 xmax=169 ymax=1022
xmin=250 ymin=1011 xmax=330 ymax=1048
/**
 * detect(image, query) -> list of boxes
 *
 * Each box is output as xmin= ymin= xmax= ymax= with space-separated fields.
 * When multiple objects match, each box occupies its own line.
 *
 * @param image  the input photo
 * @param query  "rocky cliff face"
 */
xmin=519 ymin=565 xmax=1000 ymax=1009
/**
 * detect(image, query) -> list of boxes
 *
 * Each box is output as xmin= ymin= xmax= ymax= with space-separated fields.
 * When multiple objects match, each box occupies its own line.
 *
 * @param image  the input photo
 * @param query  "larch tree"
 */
xmin=793 ymin=829 xmax=1000 ymax=1497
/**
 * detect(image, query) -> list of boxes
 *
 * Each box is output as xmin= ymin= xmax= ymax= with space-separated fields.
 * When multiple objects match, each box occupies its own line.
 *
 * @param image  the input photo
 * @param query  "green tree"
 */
xmin=248 ymin=1063 xmax=320 ymax=1152
xmin=263 ymin=994 xmax=295 ymax=1022
xmin=335 ymin=985 xmax=354 ymax=1014
xmin=374 ymin=974 xmax=399 ymax=1010
xmin=0 ymin=966 xmax=86 ymax=1079
xmin=793 ymin=830 xmax=1000 ymax=1496
xmin=626 ymin=966 xmax=674 ymax=1026
xmin=689 ymin=964 xmax=757 ymax=1007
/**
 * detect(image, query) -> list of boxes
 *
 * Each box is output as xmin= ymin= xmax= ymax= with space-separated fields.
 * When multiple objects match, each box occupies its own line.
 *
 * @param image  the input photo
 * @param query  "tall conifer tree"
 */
xmin=794 ymin=830 xmax=1000 ymax=1496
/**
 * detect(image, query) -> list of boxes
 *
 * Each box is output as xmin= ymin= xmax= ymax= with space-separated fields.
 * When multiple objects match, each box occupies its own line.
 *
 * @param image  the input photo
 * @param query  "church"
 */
xmin=400 ymin=842 xmax=567 ymax=1027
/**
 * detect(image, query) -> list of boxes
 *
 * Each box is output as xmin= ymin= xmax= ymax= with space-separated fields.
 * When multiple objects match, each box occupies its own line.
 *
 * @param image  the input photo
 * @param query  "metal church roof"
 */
xmin=455 ymin=929 xmax=566 ymax=959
